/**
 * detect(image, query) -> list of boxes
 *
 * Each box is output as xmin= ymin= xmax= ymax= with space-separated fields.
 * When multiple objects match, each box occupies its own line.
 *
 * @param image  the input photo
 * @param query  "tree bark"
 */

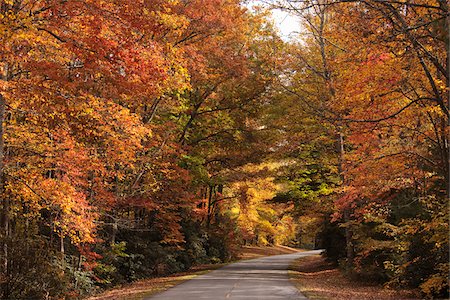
xmin=0 ymin=64 xmax=8 ymax=277
xmin=206 ymin=185 xmax=214 ymax=228
xmin=338 ymin=128 xmax=354 ymax=265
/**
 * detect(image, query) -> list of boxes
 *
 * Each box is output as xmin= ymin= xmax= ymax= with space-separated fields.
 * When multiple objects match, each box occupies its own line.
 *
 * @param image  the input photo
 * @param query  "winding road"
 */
xmin=146 ymin=250 xmax=322 ymax=300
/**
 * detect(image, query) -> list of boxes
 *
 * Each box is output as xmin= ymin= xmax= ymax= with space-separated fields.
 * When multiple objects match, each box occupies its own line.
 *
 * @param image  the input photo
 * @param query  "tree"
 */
xmin=273 ymin=0 xmax=448 ymax=297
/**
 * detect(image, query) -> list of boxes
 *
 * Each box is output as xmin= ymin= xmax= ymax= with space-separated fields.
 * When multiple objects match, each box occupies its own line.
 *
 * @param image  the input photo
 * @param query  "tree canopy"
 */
xmin=0 ymin=0 xmax=448 ymax=299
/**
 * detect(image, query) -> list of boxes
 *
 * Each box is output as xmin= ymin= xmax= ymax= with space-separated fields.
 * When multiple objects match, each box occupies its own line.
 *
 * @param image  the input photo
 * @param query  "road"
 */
xmin=146 ymin=250 xmax=322 ymax=300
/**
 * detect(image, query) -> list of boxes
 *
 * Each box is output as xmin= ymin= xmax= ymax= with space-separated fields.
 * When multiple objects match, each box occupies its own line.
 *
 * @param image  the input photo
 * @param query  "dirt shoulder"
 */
xmin=289 ymin=254 xmax=420 ymax=300
xmin=238 ymin=245 xmax=302 ymax=260
xmin=87 ymin=245 xmax=301 ymax=300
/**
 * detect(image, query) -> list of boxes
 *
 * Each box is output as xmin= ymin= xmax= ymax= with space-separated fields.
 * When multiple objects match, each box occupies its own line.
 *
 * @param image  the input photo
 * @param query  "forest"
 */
xmin=0 ymin=0 xmax=448 ymax=299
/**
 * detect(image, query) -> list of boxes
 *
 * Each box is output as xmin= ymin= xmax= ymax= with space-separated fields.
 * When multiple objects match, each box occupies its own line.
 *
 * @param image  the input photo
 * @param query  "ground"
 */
xmin=86 ymin=265 xmax=221 ymax=300
xmin=88 ymin=248 xmax=420 ymax=300
xmin=238 ymin=245 xmax=303 ymax=259
xmin=86 ymin=245 xmax=299 ymax=300
xmin=289 ymin=255 xmax=420 ymax=300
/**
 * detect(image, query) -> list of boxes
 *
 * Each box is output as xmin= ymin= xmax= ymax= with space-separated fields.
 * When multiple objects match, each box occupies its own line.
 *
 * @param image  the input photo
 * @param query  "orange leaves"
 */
xmin=39 ymin=178 xmax=97 ymax=244
xmin=318 ymin=0 xmax=448 ymax=204
xmin=0 ymin=0 xmax=283 ymax=279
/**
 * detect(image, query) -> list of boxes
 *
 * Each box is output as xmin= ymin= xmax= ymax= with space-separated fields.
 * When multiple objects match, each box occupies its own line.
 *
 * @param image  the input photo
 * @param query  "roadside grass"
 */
xmin=289 ymin=254 xmax=420 ymax=300
xmin=87 ymin=245 xmax=300 ymax=300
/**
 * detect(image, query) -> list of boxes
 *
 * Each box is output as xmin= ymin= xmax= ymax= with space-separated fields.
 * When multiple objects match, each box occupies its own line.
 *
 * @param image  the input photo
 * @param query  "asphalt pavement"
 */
xmin=146 ymin=249 xmax=322 ymax=300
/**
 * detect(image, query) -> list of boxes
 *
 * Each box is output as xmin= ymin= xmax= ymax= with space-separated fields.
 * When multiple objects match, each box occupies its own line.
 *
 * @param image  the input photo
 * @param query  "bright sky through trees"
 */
xmin=271 ymin=9 xmax=299 ymax=39
xmin=246 ymin=1 xmax=300 ymax=40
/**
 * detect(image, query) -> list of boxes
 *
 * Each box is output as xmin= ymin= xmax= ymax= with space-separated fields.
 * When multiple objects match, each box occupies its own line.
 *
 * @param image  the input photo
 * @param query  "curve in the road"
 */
xmin=146 ymin=249 xmax=322 ymax=300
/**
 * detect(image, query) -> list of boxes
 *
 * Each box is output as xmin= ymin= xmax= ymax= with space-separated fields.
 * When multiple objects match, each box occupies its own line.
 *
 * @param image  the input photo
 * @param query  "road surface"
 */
xmin=146 ymin=250 xmax=322 ymax=300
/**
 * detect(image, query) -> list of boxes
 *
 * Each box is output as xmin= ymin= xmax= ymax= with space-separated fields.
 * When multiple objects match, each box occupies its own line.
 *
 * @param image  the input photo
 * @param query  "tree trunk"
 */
xmin=179 ymin=101 xmax=203 ymax=144
xmin=60 ymin=235 xmax=65 ymax=254
xmin=111 ymin=219 xmax=118 ymax=244
xmin=338 ymin=128 xmax=354 ymax=265
xmin=445 ymin=10 xmax=450 ymax=200
xmin=0 ymin=66 xmax=8 ymax=277
xmin=143 ymin=97 xmax=163 ymax=124
xmin=206 ymin=185 xmax=214 ymax=228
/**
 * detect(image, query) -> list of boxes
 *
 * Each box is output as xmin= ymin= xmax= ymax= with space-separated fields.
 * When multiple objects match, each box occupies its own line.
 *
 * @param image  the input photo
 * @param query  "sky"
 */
xmin=270 ymin=8 xmax=301 ymax=40
xmin=245 ymin=1 xmax=301 ymax=41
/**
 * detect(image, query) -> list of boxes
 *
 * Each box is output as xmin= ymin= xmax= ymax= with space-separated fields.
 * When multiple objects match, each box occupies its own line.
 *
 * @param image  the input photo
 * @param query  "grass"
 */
xmin=289 ymin=254 xmax=420 ymax=300
xmin=86 ymin=245 xmax=300 ymax=300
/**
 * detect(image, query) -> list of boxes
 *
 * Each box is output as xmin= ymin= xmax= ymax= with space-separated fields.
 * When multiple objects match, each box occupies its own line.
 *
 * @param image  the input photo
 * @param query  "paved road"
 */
xmin=147 ymin=250 xmax=322 ymax=300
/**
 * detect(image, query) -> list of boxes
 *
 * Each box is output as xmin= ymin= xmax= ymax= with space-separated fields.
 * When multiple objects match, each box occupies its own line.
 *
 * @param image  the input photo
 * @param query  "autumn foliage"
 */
xmin=0 ymin=0 xmax=448 ymax=299
xmin=0 ymin=0 xmax=284 ymax=298
xmin=273 ymin=0 xmax=448 ymax=298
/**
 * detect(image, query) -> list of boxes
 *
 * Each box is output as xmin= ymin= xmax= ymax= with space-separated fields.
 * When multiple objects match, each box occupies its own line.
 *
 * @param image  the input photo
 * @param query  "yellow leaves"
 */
xmin=10 ymin=174 xmax=96 ymax=245
xmin=156 ymin=9 xmax=189 ymax=33
xmin=83 ymin=107 xmax=94 ymax=115
xmin=225 ymin=162 xmax=294 ymax=244
xmin=424 ymin=104 xmax=445 ymax=116
xmin=420 ymin=270 xmax=449 ymax=298
xmin=434 ymin=78 xmax=448 ymax=91
xmin=424 ymin=45 xmax=433 ymax=52
xmin=0 ymin=5 xmax=38 ymax=42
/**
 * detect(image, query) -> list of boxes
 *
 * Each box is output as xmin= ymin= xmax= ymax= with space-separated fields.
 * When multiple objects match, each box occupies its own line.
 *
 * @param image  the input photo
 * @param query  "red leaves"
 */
xmin=0 ymin=0 xmax=282 ymax=284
